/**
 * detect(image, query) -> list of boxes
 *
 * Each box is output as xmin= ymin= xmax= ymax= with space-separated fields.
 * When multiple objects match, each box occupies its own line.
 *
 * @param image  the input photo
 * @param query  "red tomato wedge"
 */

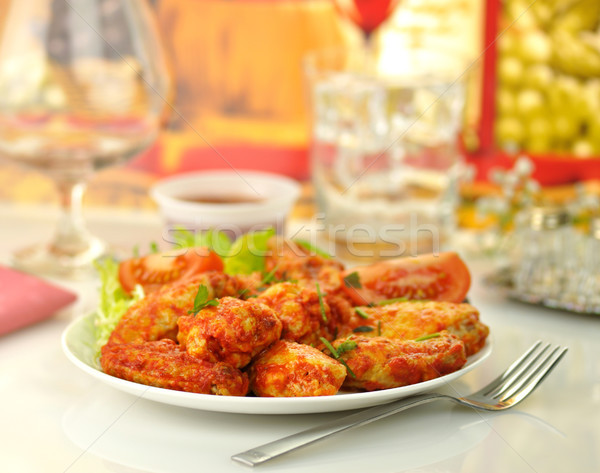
xmin=119 ymin=247 xmax=223 ymax=295
xmin=341 ymin=252 xmax=471 ymax=306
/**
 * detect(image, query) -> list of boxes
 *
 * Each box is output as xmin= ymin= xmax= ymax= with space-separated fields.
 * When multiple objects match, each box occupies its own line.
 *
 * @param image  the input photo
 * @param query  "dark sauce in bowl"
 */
xmin=177 ymin=195 xmax=265 ymax=205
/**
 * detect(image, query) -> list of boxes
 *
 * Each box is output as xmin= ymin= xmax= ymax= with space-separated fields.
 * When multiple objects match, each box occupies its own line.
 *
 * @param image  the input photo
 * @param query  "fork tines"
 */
xmin=481 ymin=341 xmax=568 ymax=404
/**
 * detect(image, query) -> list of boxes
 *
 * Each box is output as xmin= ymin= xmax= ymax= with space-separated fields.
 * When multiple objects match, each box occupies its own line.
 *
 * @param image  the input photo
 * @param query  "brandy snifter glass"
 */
xmin=0 ymin=0 xmax=170 ymax=277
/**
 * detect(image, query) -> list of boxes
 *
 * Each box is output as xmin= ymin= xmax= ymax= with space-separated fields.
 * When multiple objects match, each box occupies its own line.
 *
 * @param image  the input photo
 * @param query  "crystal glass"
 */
xmin=304 ymin=46 xmax=466 ymax=260
xmin=512 ymin=206 xmax=571 ymax=302
xmin=0 ymin=0 xmax=170 ymax=277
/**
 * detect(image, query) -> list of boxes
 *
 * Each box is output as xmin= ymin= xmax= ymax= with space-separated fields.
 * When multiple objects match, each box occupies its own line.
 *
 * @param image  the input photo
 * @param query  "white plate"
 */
xmin=61 ymin=312 xmax=492 ymax=415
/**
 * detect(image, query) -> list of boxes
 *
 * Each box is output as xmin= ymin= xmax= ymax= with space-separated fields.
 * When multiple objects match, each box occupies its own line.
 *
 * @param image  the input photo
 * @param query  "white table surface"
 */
xmin=1 ymin=203 xmax=598 ymax=473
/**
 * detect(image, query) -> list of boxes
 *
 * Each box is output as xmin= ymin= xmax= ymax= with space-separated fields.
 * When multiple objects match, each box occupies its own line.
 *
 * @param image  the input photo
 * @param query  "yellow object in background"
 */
xmin=495 ymin=0 xmax=600 ymax=157
xmin=157 ymin=0 xmax=346 ymax=147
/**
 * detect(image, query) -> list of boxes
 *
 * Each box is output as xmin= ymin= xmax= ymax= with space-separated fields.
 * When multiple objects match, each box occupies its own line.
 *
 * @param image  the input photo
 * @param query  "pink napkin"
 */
xmin=0 ymin=266 xmax=77 ymax=335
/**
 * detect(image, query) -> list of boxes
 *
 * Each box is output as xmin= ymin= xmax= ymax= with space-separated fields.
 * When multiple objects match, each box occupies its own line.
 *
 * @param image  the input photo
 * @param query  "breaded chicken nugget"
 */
xmin=257 ymin=282 xmax=335 ymax=344
xmin=331 ymin=332 xmax=467 ymax=391
xmin=340 ymin=300 xmax=489 ymax=356
xmin=100 ymin=339 xmax=249 ymax=395
xmin=264 ymin=238 xmax=345 ymax=294
xmin=249 ymin=340 xmax=346 ymax=397
xmin=107 ymin=272 xmax=250 ymax=346
xmin=177 ymin=297 xmax=282 ymax=369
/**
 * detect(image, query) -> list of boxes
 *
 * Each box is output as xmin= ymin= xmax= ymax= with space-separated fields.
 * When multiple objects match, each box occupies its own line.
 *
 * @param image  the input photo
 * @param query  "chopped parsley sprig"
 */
xmin=260 ymin=265 xmax=279 ymax=287
xmin=376 ymin=297 xmax=408 ymax=306
xmin=188 ymin=284 xmax=219 ymax=316
xmin=352 ymin=326 xmax=374 ymax=333
xmin=319 ymin=337 xmax=357 ymax=378
xmin=414 ymin=332 xmax=441 ymax=342
xmin=355 ymin=307 xmax=369 ymax=319
xmin=343 ymin=272 xmax=362 ymax=289
xmin=315 ymin=282 xmax=328 ymax=323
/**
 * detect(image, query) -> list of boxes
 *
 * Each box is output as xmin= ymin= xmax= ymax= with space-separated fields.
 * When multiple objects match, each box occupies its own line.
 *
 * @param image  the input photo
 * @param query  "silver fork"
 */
xmin=232 ymin=341 xmax=567 ymax=467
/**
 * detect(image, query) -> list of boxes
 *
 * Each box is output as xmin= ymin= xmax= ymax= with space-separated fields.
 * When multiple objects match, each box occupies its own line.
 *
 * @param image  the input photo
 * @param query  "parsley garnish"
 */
xmin=319 ymin=337 xmax=357 ymax=378
xmin=320 ymin=337 xmax=339 ymax=357
xmin=414 ymin=332 xmax=441 ymax=342
xmin=377 ymin=320 xmax=382 ymax=336
xmin=343 ymin=272 xmax=362 ymax=289
xmin=260 ymin=265 xmax=279 ymax=286
xmin=237 ymin=264 xmax=280 ymax=299
xmin=315 ymin=282 xmax=328 ymax=323
xmin=353 ymin=326 xmax=374 ymax=333
xmin=188 ymin=284 xmax=219 ymax=316
xmin=377 ymin=297 xmax=408 ymax=306
xmin=149 ymin=241 xmax=159 ymax=253
xmin=336 ymin=340 xmax=358 ymax=354
xmin=355 ymin=307 xmax=369 ymax=319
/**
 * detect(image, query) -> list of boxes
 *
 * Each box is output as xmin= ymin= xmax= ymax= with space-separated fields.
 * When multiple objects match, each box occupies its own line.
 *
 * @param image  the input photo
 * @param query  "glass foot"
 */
xmin=12 ymin=236 xmax=107 ymax=280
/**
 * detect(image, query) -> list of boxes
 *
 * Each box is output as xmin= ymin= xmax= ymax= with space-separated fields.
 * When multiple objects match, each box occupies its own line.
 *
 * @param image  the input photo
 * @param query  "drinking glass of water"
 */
xmin=304 ymin=45 xmax=467 ymax=260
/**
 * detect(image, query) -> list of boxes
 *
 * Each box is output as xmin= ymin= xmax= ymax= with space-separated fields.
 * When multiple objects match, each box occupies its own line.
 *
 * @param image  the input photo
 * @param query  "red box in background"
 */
xmin=466 ymin=0 xmax=600 ymax=185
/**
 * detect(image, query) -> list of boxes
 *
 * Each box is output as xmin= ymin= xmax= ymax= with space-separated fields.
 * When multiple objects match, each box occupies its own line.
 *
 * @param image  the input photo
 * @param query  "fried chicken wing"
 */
xmin=107 ymin=272 xmax=251 ymax=346
xmin=249 ymin=340 xmax=347 ymax=397
xmin=177 ymin=297 xmax=282 ymax=369
xmin=324 ymin=292 xmax=356 ymax=329
xmin=100 ymin=339 xmax=249 ymax=395
xmin=332 ymin=332 xmax=467 ymax=391
xmin=257 ymin=282 xmax=337 ymax=344
xmin=340 ymin=300 xmax=489 ymax=356
xmin=264 ymin=238 xmax=345 ymax=294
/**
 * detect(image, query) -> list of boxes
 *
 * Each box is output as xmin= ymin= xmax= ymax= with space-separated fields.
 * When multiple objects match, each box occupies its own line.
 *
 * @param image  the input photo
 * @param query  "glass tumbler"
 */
xmin=304 ymin=45 xmax=467 ymax=261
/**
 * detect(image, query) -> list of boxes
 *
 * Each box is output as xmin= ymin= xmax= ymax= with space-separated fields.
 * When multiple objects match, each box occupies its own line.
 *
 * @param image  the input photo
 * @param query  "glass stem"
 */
xmin=50 ymin=179 xmax=95 ymax=258
xmin=363 ymin=31 xmax=376 ymax=74
xmin=364 ymin=31 xmax=373 ymax=49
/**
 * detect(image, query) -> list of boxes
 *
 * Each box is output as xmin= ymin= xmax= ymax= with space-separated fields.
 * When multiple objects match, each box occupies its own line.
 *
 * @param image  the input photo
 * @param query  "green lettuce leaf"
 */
xmin=294 ymin=239 xmax=331 ymax=258
xmin=171 ymin=227 xmax=232 ymax=257
xmin=93 ymin=258 xmax=144 ymax=355
xmin=224 ymin=228 xmax=275 ymax=275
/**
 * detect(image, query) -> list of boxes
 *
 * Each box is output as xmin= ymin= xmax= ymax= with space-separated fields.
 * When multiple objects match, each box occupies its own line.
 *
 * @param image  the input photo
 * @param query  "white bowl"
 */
xmin=151 ymin=170 xmax=301 ymax=236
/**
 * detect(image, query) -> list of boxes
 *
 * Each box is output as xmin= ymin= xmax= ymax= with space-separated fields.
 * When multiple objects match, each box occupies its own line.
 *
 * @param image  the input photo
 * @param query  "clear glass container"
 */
xmin=305 ymin=45 xmax=467 ymax=260
xmin=512 ymin=205 xmax=571 ymax=301
xmin=576 ymin=216 xmax=600 ymax=312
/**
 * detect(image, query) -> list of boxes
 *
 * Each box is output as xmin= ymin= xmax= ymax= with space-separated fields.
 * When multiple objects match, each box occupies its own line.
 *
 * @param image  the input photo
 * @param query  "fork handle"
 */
xmin=231 ymin=393 xmax=444 ymax=467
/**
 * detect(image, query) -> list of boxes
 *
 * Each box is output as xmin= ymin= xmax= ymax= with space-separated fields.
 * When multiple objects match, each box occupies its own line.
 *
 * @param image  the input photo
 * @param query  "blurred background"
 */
xmin=1 ymin=0 xmax=599 ymax=216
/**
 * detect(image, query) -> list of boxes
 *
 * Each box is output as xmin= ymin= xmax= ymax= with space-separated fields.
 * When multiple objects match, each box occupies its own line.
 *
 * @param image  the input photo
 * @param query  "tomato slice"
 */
xmin=341 ymin=252 xmax=471 ymax=305
xmin=118 ymin=247 xmax=223 ymax=294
